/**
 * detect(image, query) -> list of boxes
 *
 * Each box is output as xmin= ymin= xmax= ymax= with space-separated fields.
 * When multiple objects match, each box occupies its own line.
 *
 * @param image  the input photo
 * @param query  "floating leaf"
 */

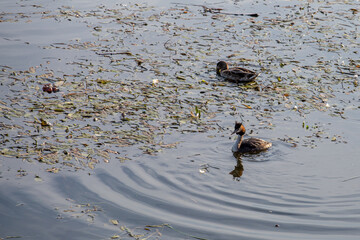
xmin=242 ymin=104 xmax=252 ymax=109
xmin=28 ymin=67 xmax=36 ymax=73
xmin=40 ymin=118 xmax=52 ymax=127
xmin=46 ymin=167 xmax=60 ymax=173
xmin=110 ymin=219 xmax=119 ymax=225
xmin=34 ymin=175 xmax=43 ymax=182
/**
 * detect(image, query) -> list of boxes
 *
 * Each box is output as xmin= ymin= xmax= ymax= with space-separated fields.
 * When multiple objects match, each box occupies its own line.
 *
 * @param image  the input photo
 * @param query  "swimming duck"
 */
xmin=216 ymin=61 xmax=259 ymax=82
xmin=232 ymin=122 xmax=271 ymax=153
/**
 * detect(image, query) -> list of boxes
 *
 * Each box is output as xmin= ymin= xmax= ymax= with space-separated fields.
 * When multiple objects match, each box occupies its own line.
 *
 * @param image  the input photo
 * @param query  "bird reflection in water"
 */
xmin=229 ymin=154 xmax=244 ymax=181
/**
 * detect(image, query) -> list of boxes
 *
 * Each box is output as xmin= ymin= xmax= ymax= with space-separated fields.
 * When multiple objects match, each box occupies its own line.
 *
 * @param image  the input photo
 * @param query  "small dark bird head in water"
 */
xmin=216 ymin=61 xmax=229 ymax=75
xmin=232 ymin=122 xmax=246 ymax=136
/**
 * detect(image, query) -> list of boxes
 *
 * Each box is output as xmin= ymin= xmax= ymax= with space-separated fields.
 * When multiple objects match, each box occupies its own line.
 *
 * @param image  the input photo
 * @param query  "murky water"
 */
xmin=1 ymin=0 xmax=359 ymax=239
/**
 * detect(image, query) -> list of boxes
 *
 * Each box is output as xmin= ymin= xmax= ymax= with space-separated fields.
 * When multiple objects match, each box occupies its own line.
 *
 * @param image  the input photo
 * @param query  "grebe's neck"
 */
xmin=232 ymin=134 xmax=244 ymax=152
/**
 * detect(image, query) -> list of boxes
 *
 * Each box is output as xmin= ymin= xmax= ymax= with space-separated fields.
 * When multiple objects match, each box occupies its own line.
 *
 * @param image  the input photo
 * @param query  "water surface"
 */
xmin=0 ymin=0 xmax=359 ymax=239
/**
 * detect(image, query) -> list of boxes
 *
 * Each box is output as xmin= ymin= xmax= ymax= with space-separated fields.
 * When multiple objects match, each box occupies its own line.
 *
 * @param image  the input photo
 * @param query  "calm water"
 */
xmin=1 ymin=0 xmax=360 ymax=239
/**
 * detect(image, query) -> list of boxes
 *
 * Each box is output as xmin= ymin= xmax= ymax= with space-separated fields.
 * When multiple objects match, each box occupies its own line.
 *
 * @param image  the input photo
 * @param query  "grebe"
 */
xmin=232 ymin=122 xmax=272 ymax=153
xmin=216 ymin=61 xmax=259 ymax=83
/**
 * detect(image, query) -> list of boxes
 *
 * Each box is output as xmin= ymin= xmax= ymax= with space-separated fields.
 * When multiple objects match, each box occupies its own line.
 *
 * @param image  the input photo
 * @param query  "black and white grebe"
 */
xmin=232 ymin=122 xmax=272 ymax=153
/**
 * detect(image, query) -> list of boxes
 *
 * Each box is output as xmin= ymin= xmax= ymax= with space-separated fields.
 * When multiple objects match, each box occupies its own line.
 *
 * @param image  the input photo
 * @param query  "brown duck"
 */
xmin=216 ymin=61 xmax=259 ymax=82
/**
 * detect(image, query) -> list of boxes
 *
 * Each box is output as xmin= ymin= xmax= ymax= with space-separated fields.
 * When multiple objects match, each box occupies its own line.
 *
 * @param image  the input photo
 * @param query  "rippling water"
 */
xmin=1 ymin=0 xmax=360 ymax=239
xmin=2 ymin=121 xmax=360 ymax=239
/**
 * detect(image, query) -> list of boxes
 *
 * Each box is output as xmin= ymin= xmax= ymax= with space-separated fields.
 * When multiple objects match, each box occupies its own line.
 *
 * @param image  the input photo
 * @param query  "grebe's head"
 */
xmin=232 ymin=121 xmax=246 ymax=136
xmin=216 ymin=61 xmax=229 ymax=75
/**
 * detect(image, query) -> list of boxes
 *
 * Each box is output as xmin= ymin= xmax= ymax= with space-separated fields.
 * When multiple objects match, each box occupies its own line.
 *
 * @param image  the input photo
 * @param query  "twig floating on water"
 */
xmin=96 ymin=51 xmax=132 ymax=56
xmin=342 ymin=175 xmax=360 ymax=182
xmin=171 ymin=2 xmax=258 ymax=17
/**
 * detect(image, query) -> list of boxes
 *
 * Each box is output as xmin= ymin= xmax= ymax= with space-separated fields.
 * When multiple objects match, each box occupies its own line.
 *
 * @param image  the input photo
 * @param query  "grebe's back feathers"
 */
xmin=238 ymin=138 xmax=272 ymax=153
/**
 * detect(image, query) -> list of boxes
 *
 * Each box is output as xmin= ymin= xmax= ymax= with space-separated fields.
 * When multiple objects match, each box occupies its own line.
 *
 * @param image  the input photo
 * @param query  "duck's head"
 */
xmin=216 ymin=61 xmax=229 ymax=75
xmin=232 ymin=121 xmax=246 ymax=136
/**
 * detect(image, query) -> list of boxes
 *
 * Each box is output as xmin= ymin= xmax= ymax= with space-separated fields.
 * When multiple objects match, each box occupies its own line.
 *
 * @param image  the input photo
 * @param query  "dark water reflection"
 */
xmin=229 ymin=158 xmax=244 ymax=179
xmin=1 ymin=0 xmax=360 ymax=239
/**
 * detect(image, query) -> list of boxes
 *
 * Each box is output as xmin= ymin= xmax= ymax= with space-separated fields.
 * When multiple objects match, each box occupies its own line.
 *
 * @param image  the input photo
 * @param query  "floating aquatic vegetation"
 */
xmin=54 ymin=198 xmax=102 ymax=223
xmin=0 ymin=1 xmax=359 ymax=174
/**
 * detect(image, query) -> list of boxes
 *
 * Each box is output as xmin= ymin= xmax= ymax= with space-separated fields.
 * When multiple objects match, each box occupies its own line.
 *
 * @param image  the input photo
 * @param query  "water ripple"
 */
xmin=54 ymin=146 xmax=359 ymax=240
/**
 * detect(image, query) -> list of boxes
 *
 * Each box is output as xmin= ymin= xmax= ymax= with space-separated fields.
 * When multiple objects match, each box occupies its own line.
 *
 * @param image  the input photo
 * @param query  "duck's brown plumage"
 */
xmin=216 ymin=61 xmax=259 ymax=83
